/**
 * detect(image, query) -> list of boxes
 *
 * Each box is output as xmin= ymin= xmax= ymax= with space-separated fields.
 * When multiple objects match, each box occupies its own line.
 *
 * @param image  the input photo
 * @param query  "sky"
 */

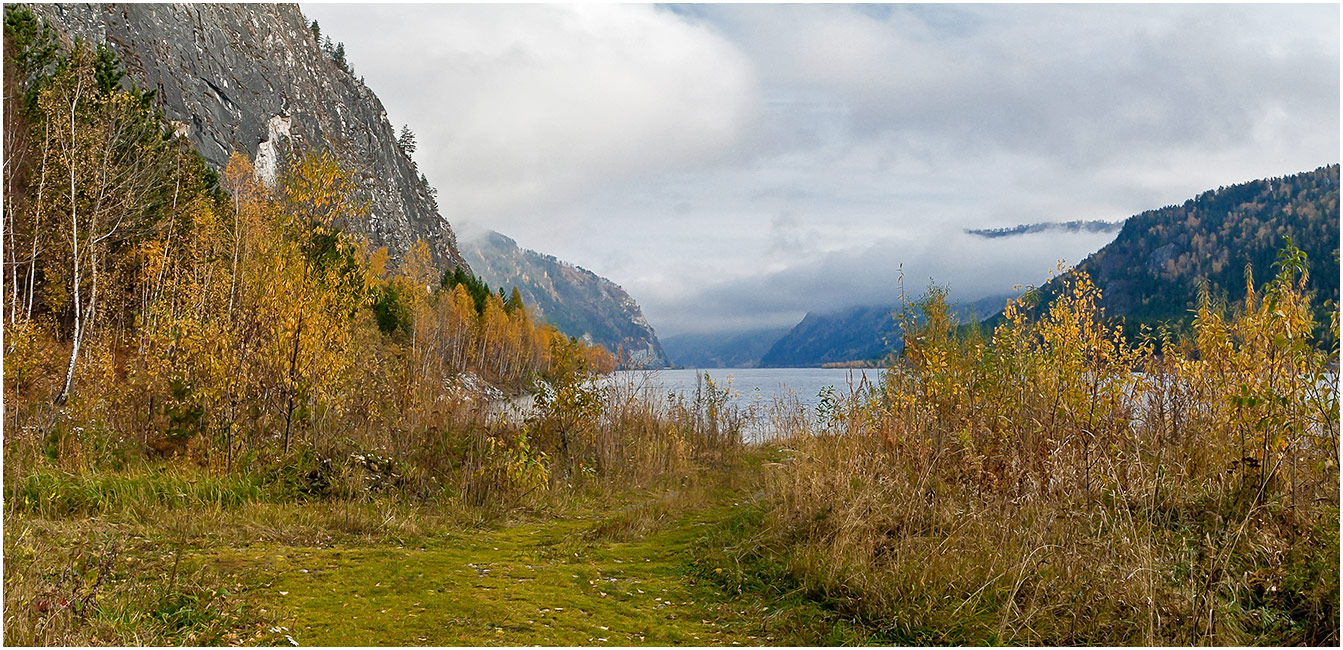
xmin=303 ymin=2 xmax=1340 ymax=338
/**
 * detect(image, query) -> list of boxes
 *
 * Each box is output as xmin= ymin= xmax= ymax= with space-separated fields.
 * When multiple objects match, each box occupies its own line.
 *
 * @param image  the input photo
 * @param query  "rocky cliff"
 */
xmin=24 ymin=2 xmax=465 ymax=270
xmin=460 ymin=231 xmax=669 ymax=369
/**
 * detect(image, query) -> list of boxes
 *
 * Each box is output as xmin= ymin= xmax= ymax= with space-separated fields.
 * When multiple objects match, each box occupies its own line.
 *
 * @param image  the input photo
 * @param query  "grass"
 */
xmin=3 ymin=449 xmax=886 ymax=646
xmin=7 ymin=467 xmax=280 ymax=517
xmin=218 ymin=513 xmax=755 ymax=645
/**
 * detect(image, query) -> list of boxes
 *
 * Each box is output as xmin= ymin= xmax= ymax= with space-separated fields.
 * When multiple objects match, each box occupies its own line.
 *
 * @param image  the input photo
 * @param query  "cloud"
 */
xmin=306 ymin=3 xmax=757 ymax=226
xmin=304 ymin=3 xmax=1338 ymax=340
xmin=644 ymin=226 xmax=1122 ymax=336
xmin=701 ymin=3 xmax=1338 ymax=169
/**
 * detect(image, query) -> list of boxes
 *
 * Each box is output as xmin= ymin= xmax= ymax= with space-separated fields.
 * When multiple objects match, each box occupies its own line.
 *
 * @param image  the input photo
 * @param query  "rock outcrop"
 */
xmin=460 ymin=231 xmax=669 ymax=369
xmin=26 ymin=2 xmax=465 ymax=270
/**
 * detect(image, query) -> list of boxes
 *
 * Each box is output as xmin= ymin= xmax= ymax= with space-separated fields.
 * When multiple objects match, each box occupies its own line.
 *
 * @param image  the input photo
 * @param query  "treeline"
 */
xmin=2 ymin=8 xmax=612 ymax=471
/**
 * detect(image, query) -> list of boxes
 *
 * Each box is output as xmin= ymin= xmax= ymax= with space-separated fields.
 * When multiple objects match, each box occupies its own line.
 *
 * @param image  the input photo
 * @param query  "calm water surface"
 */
xmin=614 ymin=367 xmax=885 ymax=413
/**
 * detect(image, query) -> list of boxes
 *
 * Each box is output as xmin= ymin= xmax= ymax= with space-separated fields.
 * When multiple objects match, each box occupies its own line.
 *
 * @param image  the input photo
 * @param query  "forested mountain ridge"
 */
xmin=757 ymin=293 xmax=1018 ymax=368
xmin=22 ymin=2 xmax=466 ymax=270
xmin=1025 ymin=164 xmax=1339 ymax=333
xmin=662 ymin=327 xmax=791 ymax=369
xmin=757 ymin=305 xmax=898 ymax=368
xmin=460 ymin=231 xmax=669 ymax=368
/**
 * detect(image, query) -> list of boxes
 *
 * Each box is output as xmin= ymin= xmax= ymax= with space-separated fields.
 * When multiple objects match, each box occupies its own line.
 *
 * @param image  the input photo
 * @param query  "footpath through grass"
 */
xmin=218 ymin=507 xmax=761 ymax=645
xmin=216 ymin=471 xmax=877 ymax=645
xmin=5 ymin=452 xmax=881 ymax=646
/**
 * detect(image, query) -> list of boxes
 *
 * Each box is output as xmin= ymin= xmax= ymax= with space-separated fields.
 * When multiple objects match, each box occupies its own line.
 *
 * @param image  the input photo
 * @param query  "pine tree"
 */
xmin=333 ymin=42 xmax=348 ymax=73
xmin=397 ymin=125 xmax=416 ymax=157
xmin=506 ymin=287 xmax=525 ymax=313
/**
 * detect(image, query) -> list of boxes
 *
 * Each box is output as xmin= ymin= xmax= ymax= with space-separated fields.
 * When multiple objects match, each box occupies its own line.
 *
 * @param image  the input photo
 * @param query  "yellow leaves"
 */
xmin=367 ymin=246 xmax=390 ymax=280
xmin=398 ymin=239 xmax=436 ymax=290
xmin=281 ymin=151 xmax=356 ymax=228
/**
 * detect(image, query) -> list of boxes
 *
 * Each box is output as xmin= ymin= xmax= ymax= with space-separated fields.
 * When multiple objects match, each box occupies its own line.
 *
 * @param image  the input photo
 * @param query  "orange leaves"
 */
xmin=222 ymin=153 xmax=266 ymax=209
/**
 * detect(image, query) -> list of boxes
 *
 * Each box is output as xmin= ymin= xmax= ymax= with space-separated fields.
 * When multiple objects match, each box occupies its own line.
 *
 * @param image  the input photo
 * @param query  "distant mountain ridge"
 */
xmin=757 ymin=305 xmax=898 ymax=368
xmin=662 ymin=327 xmax=791 ymax=369
xmin=966 ymin=220 xmax=1124 ymax=239
xmin=756 ymin=294 xmax=1018 ymax=368
xmin=460 ymin=232 xmax=668 ymax=368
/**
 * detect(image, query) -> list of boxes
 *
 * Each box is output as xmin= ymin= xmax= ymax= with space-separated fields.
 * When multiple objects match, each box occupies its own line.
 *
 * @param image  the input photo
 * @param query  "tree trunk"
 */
xmin=25 ymin=122 xmax=51 ymax=321
xmin=282 ymin=314 xmax=303 ymax=455
xmin=56 ymin=80 xmax=85 ymax=405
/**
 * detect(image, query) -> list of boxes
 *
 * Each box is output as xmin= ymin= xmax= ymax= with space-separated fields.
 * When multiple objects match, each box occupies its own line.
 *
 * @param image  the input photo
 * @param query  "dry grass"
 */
xmin=748 ymin=262 xmax=1339 ymax=645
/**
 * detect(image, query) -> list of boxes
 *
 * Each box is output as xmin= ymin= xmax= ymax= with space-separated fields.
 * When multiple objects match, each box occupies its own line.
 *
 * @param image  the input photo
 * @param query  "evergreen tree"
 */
xmin=506 ymin=287 xmax=525 ymax=313
xmin=397 ymin=124 xmax=416 ymax=156
xmin=333 ymin=42 xmax=348 ymax=72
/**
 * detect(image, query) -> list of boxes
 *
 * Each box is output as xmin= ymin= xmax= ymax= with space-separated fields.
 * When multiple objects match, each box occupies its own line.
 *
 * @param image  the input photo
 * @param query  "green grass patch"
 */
xmin=215 ymin=514 xmax=770 ymax=645
xmin=686 ymin=500 xmax=899 ymax=645
xmin=7 ymin=467 xmax=281 ymax=517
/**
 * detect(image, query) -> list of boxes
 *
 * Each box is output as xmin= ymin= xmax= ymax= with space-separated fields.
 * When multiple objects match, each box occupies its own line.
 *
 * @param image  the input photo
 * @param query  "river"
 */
xmin=616 ymin=367 xmax=883 ymax=409
xmin=611 ymin=367 xmax=886 ymax=440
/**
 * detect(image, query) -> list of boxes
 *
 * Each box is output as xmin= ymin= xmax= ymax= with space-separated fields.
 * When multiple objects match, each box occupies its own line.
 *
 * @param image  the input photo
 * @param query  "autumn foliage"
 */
xmin=752 ymin=252 xmax=1339 ymax=644
xmin=2 ymin=10 xmax=621 ymax=506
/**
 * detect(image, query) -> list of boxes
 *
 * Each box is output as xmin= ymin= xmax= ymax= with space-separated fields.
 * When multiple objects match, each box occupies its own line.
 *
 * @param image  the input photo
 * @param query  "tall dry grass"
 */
xmin=755 ymin=250 xmax=1339 ymax=644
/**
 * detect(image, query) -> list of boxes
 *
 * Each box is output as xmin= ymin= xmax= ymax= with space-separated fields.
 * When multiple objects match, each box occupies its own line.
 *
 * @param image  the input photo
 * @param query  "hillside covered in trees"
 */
xmin=1027 ymin=165 xmax=1340 ymax=337
xmin=767 ymin=165 xmax=1340 ymax=367
xmin=460 ymin=231 xmax=668 ymax=368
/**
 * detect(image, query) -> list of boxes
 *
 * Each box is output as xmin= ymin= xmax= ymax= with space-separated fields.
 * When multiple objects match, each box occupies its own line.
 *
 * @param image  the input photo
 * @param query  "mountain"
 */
xmin=1024 ymin=165 xmax=1340 ymax=334
xmin=661 ymin=327 xmax=791 ymax=369
xmin=25 ymin=2 xmax=465 ymax=270
xmin=759 ymin=165 xmax=1340 ymax=369
xmin=757 ymin=305 xmax=897 ymax=368
xmin=459 ymin=232 xmax=668 ymax=368
xmin=757 ymin=293 xmax=1021 ymax=368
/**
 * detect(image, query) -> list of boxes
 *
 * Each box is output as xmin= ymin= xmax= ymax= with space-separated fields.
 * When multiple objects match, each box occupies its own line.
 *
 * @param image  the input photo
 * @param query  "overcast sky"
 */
xmin=303 ymin=2 xmax=1340 ymax=337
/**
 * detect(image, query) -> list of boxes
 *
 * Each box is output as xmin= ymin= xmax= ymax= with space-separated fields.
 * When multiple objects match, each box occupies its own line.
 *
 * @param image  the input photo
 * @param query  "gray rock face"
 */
xmin=26 ymin=2 xmax=465 ymax=270
xmin=461 ymin=231 xmax=669 ymax=369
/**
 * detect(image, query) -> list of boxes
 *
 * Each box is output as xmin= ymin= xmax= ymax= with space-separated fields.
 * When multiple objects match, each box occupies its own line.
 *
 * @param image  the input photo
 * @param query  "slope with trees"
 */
xmin=460 ymin=230 xmax=668 ymax=368
xmin=1021 ymin=165 xmax=1340 ymax=340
